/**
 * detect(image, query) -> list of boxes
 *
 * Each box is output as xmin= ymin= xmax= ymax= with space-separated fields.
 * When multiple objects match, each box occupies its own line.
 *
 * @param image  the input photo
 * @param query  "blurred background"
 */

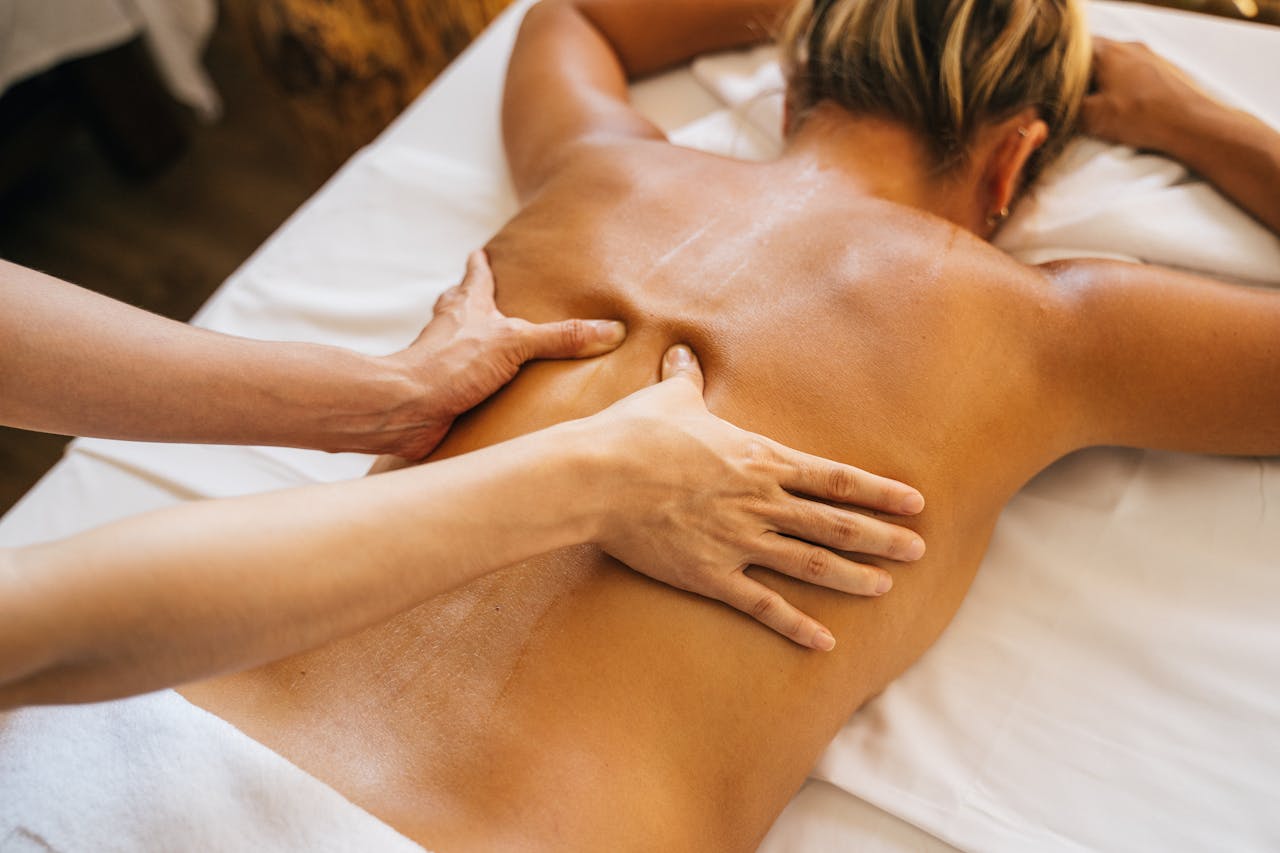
xmin=0 ymin=0 xmax=1275 ymax=514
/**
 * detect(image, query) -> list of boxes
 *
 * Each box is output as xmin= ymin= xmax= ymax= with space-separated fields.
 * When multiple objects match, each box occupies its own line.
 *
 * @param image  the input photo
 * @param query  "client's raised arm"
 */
xmin=1037 ymin=39 xmax=1280 ymax=458
xmin=504 ymin=0 xmax=786 ymax=197
xmin=1083 ymin=37 xmax=1280 ymax=236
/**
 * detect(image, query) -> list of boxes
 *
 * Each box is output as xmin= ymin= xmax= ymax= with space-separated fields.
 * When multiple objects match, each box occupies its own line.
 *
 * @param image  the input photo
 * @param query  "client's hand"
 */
xmin=588 ymin=344 xmax=926 ymax=651
xmin=1081 ymin=38 xmax=1212 ymax=154
xmin=380 ymin=250 xmax=626 ymax=459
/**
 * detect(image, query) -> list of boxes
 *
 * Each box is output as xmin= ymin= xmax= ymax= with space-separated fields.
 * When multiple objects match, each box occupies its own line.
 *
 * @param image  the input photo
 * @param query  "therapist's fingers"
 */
xmin=752 ymin=532 xmax=893 ymax=596
xmin=461 ymin=249 xmax=496 ymax=303
xmin=720 ymin=574 xmax=836 ymax=651
xmin=768 ymin=498 xmax=925 ymax=562
xmin=454 ymin=250 xmax=627 ymax=361
xmin=434 ymin=250 xmax=495 ymax=316
xmin=659 ymin=344 xmax=705 ymax=392
xmin=512 ymin=317 xmax=628 ymax=360
xmin=771 ymin=444 xmax=925 ymax=517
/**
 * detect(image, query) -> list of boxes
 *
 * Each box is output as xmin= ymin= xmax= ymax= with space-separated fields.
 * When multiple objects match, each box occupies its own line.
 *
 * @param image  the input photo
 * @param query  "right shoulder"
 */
xmin=1026 ymin=256 xmax=1280 ymax=454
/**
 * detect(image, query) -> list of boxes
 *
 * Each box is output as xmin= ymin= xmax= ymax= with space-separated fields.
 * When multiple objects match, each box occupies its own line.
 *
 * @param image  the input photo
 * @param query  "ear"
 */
xmin=984 ymin=109 xmax=1048 ymax=222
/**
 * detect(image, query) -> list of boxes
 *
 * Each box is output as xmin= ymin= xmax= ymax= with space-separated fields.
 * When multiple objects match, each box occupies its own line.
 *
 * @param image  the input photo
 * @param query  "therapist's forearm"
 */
xmin=0 ymin=261 xmax=421 ymax=453
xmin=0 ymin=421 xmax=600 ymax=709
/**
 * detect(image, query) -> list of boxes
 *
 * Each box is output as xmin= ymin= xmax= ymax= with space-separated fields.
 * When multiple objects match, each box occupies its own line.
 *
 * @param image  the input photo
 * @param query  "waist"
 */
xmin=183 ymin=544 xmax=892 ymax=850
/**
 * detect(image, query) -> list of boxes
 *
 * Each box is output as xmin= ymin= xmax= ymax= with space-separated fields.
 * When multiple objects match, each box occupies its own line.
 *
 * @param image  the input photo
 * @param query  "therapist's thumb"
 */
xmin=518 ymin=317 xmax=627 ymax=360
xmin=660 ymin=344 xmax=705 ymax=393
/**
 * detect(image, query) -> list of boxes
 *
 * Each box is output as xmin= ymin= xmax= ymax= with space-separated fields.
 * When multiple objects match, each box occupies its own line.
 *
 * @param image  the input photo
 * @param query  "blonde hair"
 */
xmin=780 ymin=0 xmax=1091 ymax=182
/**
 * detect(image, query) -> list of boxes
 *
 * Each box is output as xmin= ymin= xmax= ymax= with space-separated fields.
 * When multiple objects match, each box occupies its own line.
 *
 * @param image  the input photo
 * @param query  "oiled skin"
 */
xmin=181 ymin=141 xmax=1080 ymax=851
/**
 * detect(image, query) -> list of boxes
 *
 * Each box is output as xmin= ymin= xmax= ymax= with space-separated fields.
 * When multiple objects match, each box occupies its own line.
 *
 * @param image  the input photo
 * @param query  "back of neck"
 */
xmin=782 ymin=103 xmax=974 ymax=228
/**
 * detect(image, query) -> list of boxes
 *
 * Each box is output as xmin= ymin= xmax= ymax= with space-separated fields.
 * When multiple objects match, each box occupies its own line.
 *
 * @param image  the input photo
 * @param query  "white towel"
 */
xmin=0 ymin=690 xmax=425 ymax=852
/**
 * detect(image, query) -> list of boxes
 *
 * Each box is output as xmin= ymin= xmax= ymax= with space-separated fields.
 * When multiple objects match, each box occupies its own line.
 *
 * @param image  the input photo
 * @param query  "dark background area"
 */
xmin=0 ymin=20 xmax=321 ymax=513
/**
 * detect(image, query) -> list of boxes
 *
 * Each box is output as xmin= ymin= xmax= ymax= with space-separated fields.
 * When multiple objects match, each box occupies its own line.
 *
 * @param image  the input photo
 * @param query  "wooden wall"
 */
xmin=221 ymin=0 xmax=517 ymax=174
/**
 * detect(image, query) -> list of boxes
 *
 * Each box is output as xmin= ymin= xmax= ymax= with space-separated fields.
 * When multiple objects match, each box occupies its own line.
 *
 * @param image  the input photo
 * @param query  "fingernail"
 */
xmin=814 ymin=630 xmax=836 ymax=651
xmin=590 ymin=320 xmax=626 ymax=344
xmin=902 ymin=536 xmax=926 ymax=561
xmin=667 ymin=344 xmax=694 ymax=368
xmin=875 ymin=573 xmax=893 ymax=595
xmin=900 ymin=492 xmax=925 ymax=514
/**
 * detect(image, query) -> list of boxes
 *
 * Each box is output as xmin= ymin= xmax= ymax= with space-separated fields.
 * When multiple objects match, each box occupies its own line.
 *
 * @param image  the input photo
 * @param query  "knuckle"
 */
xmin=434 ymin=286 xmax=463 ymax=312
xmin=558 ymin=318 xmax=589 ymax=350
xmin=826 ymin=465 xmax=857 ymax=499
xmin=803 ymin=548 xmax=831 ymax=581
xmin=741 ymin=438 xmax=775 ymax=470
xmin=741 ymin=489 xmax=772 ymax=519
xmin=495 ymin=319 xmax=523 ymax=347
xmin=748 ymin=591 xmax=781 ymax=623
xmin=832 ymin=516 xmax=860 ymax=549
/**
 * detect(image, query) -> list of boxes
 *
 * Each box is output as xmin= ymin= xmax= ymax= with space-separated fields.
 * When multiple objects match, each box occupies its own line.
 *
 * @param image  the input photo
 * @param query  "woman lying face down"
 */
xmin=181 ymin=0 xmax=1280 ymax=850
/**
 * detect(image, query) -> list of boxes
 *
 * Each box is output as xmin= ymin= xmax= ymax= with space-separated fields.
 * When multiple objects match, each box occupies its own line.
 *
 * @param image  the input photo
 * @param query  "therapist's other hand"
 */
xmin=589 ymin=344 xmax=926 ymax=652
xmin=1081 ymin=38 xmax=1211 ymax=154
xmin=383 ymin=250 xmax=626 ymax=459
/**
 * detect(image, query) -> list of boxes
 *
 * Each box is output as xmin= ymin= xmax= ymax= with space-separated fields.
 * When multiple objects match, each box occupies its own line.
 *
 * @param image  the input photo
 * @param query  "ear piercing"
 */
xmin=988 ymin=129 xmax=1028 ymax=226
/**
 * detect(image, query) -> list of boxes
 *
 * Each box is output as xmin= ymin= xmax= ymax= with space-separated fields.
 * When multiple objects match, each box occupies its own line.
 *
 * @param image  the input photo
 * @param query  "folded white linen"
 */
xmin=0 ymin=690 xmax=425 ymax=852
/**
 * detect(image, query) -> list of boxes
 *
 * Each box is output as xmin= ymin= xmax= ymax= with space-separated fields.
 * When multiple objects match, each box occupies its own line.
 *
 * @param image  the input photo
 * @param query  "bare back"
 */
xmin=183 ymin=141 xmax=1076 ymax=851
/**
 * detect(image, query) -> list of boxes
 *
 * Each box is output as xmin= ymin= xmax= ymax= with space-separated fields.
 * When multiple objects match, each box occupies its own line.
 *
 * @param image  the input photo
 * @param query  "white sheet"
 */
xmin=1 ymin=2 xmax=1278 ymax=851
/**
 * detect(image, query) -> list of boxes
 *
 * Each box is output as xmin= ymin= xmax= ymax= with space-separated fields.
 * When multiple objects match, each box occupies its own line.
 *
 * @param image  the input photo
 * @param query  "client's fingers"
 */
xmin=660 ymin=344 xmax=705 ymax=392
xmin=752 ymin=533 xmax=892 ymax=596
xmin=773 ymin=446 xmax=924 ymax=516
xmin=721 ymin=575 xmax=836 ymax=651
xmin=770 ymin=499 xmax=924 ymax=562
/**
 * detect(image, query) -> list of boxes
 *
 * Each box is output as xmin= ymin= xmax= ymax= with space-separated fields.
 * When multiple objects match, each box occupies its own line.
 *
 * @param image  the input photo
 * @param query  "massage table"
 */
xmin=2 ymin=2 xmax=1279 ymax=850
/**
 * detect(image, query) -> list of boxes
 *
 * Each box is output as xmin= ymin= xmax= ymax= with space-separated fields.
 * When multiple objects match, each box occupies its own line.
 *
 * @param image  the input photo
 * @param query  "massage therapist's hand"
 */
xmin=1081 ymin=38 xmax=1213 ymax=154
xmin=380 ymin=250 xmax=626 ymax=459
xmin=585 ymin=345 xmax=926 ymax=651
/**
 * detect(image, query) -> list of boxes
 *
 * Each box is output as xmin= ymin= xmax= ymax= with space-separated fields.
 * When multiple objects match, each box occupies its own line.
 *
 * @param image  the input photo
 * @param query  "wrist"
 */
xmin=293 ymin=348 xmax=440 ymax=456
xmin=537 ymin=415 xmax=624 ymax=547
xmin=1156 ymin=94 xmax=1234 ymax=163
xmin=352 ymin=353 xmax=448 ymax=457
